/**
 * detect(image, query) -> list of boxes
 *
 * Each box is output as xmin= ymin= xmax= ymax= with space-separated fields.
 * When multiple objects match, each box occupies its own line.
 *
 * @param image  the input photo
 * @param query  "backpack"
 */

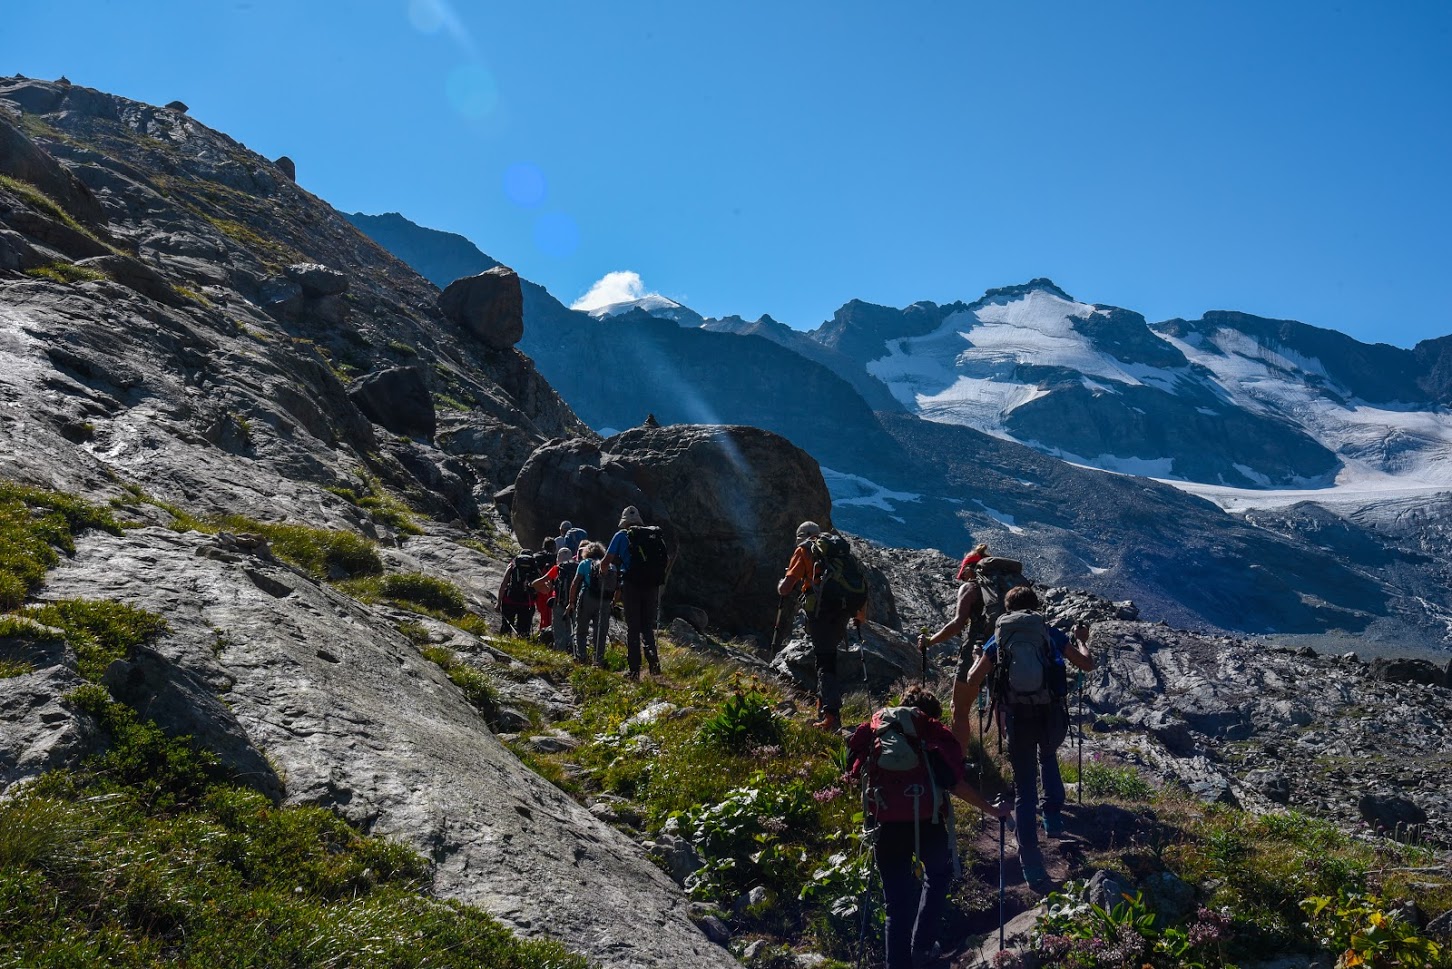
xmin=503 ymin=552 xmax=542 ymax=606
xmin=806 ymin=533 xmax=868 ymax=616
xmin=562 ymin=527 xmax=588 ymax=554
xmin=991 ymin=611 xmax=1064 ymax=706
xmin=554 ymin=561 xmax=579 ymax=605
xmin=625 ymin=526 xmax=669 ymax=586
xmin=858 ymin=706 xmax=949 ymax=823
xmin=975 ymin=557 xmax=1031 ymax=633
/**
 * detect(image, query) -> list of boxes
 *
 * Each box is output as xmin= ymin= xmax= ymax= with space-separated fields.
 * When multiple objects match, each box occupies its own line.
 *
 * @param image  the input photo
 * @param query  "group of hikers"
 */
xmin=782 ymin=522 xmax=1095 ymax=967
xmin=499 ymin=505 xmax=1092 ymax=968
xmin=494 ymin=505 xmax=668 ymax=679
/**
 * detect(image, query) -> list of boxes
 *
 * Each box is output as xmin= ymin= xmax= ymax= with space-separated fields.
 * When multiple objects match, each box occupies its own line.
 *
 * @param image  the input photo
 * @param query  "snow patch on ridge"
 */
xmin=820 ymin=467 xmax=921 ymax=512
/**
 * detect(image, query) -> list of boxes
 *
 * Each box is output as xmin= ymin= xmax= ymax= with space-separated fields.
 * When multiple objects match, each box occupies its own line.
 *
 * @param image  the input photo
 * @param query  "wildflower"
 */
xmin=813 ymin=786 xmax=842 ymax=803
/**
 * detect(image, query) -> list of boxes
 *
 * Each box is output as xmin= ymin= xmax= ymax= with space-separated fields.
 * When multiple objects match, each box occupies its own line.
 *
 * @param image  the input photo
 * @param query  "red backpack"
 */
xmin=852 ymin=707 xmax=960 ymax=824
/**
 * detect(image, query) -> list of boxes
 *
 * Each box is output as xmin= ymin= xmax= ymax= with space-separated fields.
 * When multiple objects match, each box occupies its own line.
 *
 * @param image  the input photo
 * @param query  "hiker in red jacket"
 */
xmin=846 ymin=686 xmax=1007 ymax=969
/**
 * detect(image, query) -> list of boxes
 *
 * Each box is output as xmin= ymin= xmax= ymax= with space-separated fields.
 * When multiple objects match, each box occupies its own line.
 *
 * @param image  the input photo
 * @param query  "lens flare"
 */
xmin=504 ymin=162 xmax=547 ymax=208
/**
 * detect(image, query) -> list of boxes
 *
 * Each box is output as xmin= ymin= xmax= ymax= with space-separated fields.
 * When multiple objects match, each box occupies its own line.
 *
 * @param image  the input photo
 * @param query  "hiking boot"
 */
xmin=625 ymin=670 xmax=640 ymax=681
xmin=1043 ymin=812 xmax=1065 ymax=836
xmin=812 ymin=711 xmax=841 ymax=731
xmin=647 ymin=660 xmax=662 ymax=676
xmin=1022 ymin=861 xmax=1051 ymax=890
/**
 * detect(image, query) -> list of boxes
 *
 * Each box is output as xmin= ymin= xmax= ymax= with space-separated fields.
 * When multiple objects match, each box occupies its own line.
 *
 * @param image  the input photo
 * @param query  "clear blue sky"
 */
xmin=5 ymin=1 xmax=1449 ymax=346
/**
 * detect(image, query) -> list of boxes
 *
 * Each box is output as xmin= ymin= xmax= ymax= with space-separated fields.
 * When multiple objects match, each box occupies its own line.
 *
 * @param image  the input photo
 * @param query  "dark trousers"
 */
xmin=807 ymin=608 xmax=849 ymax=714
xmin=1006 ymin=703 xmax=1067 ymax=866
xmin=621 ymin=582 xmax=660 ymax=674
xmin=499 ymin=604 xmax=534 ymax=637
xmin=874 ymin=819 xmax=954 ymax=969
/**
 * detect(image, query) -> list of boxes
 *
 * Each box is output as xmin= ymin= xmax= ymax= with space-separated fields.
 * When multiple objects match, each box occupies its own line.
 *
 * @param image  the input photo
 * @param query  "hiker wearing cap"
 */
xmin=960 ymin=585 xmax=1092 ymax=888
xmin=846 ymin=686 xmax=1008 ymax=969
xmin=559 ymin=520 xmax=587 ymax=556
xmin=603 ymin=506 xmax=671 ymax=678
xmin=918 ymin=543 xmax=989 ymax=747
xmin=532 ymin=546 xmax=579 ymax=652
xmin=778 ymin=521 xmax=868 ymax=731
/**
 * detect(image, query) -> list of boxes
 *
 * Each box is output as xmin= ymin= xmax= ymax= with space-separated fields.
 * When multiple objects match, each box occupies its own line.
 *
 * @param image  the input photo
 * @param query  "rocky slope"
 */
xmin=0 ymin=75 xmax=739 ymax=968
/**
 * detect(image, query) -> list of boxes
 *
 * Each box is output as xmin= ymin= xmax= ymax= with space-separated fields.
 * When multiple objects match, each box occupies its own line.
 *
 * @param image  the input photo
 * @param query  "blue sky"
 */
xmin=4 ymin=1 xmax=1449 ymax=346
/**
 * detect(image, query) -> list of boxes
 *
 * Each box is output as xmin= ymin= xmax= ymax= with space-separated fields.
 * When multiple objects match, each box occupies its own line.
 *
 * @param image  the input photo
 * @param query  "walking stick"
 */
xmin=1077 ymin=669 xmax=1085 ymax=805
xmin=918 ymin=626 xmax=929 ymax=687
xmin=997 ymin=799 xmax=1008 ymax=953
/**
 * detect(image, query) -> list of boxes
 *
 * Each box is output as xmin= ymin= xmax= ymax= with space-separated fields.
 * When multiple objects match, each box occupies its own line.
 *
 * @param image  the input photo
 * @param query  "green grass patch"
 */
xmin=17 ymin=600 xmax=168 ymax=682
xmin=0 ymin=174 xmax=106 ymax=245
xmin=386 ymin=339 xmax=418 ymax=357
xmin=4 ymin=688 xmax=586 ymax=968
xmin=131 ymin=492 xmax=384 ymax=581
xmin=324 ymin=478 xmax=422 ymax=535
xmin=341 ymin=572 xmax=467 ymax=617
xmin=0 ymin=657 xmax=35 ymax=678
xmin=1061 ymin=757 xmax=1158 ymax=801
xmin=173 ymin=284 xmax=212 ymax=306
xmin=23 ymin=261 xmax=108 ymax=284
xmin=0 ymin=481 xmax=122 ymax=610
xmin=419 ymin=645 xmax=499 ymax=722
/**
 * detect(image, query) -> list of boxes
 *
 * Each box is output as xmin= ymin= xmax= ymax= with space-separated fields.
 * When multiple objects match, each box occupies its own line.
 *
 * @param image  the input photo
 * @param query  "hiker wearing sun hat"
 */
xmin=603 ymin=505 xmax=672 ymax=678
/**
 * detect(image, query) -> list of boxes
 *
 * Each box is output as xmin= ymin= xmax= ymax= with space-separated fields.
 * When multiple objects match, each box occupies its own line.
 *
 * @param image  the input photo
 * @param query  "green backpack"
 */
xmin=806 ymin=533 xmax=869 ymax=616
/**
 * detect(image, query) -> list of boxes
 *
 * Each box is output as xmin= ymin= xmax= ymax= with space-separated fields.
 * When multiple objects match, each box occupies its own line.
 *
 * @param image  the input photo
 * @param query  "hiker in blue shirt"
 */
xmin=960 ymin=585 xmax=1092 ymax=889
xmin=602 ymin=505 xmax=671 ymax=679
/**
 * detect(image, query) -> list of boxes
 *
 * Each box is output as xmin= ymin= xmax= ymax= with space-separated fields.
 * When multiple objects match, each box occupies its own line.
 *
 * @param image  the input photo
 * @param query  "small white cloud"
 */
xmin=571 ymin=270 xmax=658 ymax=312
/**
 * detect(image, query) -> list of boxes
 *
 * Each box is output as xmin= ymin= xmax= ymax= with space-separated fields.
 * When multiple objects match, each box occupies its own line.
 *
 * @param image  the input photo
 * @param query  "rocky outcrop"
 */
xmin=439 ymin=266 xmax=524 ymax=350
xmin=1084 ymin=619 xmax=1452 ymax=844
xmin=512 ymin=424 xmax=831 ymax=637
xmin=25 ymin=524 xmax=737 ymax=969
xmin=348 ymin=366 xmax=436 ymax=439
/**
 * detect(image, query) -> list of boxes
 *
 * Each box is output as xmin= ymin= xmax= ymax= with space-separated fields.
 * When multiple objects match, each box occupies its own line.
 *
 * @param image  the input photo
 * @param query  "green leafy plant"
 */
xmin=1034 ymin=881 xmax=1233 ymax=968
xmin=1302 ymin=892 xmax=1443 ymax=968
xmin=697 ymin=676 xmax=782 ymax=753
xmin=674 ymin=774 xmax=817 ymax=904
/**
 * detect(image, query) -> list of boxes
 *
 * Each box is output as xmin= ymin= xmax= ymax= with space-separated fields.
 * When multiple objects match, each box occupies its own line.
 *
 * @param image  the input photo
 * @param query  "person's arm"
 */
xmin=919 ymin=582 xmax=980 ymax=650
xmin=1063 ymin=623 xmax=1094 ymax=671
xmin=960 ymin=649 xmax=994 ymax=709
xmin=952 ymin=777 xmax=1011 ymax=818
xmin=496 ymin=564 xmax=511 ymax=611
xmin=568 ymin=570 xmax=582 ymax=613
xmin=776 ymin=546 xmax=811 ymax=597
xmin=530 ymin=567 xmax=555 ymax=596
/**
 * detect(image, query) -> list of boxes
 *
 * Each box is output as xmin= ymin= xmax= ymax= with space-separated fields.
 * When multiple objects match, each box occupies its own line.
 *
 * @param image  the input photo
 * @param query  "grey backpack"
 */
xmin=993 ymin=611 xmax=1056 ymax=705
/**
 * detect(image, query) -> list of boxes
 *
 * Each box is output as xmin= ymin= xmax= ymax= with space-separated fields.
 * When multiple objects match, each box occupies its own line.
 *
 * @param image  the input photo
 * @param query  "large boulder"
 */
xmin=284 ymin=262 xmax=348 ymax=298
xmin=512 ymin=424 xmax=831 ymax=636
xmin=771 ymin=620 xmax=922 ymax=695
xmin=438 ymin=266 xmax=524 ymax=350
xmin=347 ymin=366 xmax=436 ymax=439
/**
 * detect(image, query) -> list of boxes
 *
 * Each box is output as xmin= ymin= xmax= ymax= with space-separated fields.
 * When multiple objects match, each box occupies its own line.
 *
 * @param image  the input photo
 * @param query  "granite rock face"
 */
xmin=18 ymin=525 xmax=737 ymax=969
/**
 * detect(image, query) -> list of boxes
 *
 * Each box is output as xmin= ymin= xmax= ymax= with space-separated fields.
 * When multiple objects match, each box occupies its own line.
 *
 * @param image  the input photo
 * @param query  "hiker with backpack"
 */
xmin=497 ymin=547 xmax=544 ymax=637
xmin=777 ymin=521 xmax=868 ymax=731
xmin=847 ymin=686 xmax=1008 ymax=969
xmin=960 ymin=585 xmax=1093 ymax=889
xmin=558 ymin=520 xmax=588 ymax=556
xmin=602 ymin=506 xmax=671 ymax=679
xmin=567 ymin=541 xmax=611 ymax=666
xmin=533 ymin=539 xmax=559 ymax=638
xmin=916 ymin=544 xmax=993 ymax=746
xmin=532 ymin=547 xmax=579 ymax=652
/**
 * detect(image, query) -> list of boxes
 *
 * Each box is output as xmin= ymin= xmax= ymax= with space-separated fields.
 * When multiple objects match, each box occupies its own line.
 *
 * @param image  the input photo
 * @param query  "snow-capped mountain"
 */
xmin=585 ymin=294 xmax=705 ymax=328
xmin=843 ymin=279 xmax=1452 ymax=491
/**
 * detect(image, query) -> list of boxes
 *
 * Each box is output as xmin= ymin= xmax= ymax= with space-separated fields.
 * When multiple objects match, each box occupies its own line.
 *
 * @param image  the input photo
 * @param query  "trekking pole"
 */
xmin=997 ymin=797 xmax=1008 ymax=953
xmin=918 ymin=626 xmax=929 ymax=687
xmin=1077 ymin=669 xmax=1085 ymax=805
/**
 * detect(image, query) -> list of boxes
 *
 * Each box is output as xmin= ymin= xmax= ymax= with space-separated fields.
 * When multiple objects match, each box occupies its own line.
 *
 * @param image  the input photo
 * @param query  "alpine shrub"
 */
xmin=697 ymin=678 xmax=781 ymax=753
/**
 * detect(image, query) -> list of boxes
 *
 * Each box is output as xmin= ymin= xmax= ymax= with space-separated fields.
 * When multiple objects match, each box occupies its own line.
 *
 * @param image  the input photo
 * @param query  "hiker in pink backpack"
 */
xmin=847 ymin=686 xmax=1008 ymax=969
